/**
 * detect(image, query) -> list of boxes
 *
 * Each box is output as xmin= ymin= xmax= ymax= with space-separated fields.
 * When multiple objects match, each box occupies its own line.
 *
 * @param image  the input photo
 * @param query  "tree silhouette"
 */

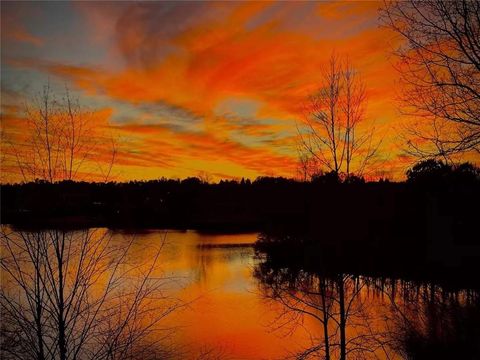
xmin=381 ymin=0 xmax=480 ymax=158
xmin=297 ymin=53 xmax=380 ymax=180
xmin=0 ymin=229 xmax=181 ymax=360
xmin=406 ymin=159 xmax=480 ymax=185
xmin=384 ymin=280 xmax=480 ymax=360
xmin=255 ymin=263 xmax=394 ymax=360
xmin=2 ymin=84 xmax=117 ymax=183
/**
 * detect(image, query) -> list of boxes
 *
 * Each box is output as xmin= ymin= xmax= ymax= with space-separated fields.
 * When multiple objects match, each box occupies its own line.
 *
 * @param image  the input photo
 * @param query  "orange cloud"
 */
xmin=112 ymin=122 xmax=297 ymax=180
xmin=4 ymin=1 xmax=441 ymax=181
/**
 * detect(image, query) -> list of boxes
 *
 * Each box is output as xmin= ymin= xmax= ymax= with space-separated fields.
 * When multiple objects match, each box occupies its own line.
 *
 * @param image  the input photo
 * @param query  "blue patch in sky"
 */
xmin=215 ymin=97 xmax=261 ymax=119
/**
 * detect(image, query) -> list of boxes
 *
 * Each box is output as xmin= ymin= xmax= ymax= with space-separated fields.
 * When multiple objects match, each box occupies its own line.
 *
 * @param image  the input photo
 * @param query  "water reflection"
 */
xmin=386 ymin=281 xmax=480 ymax=360
xmin=254 ymin=232 xmax=480 ymax=360
xmin=2 ymin=228 xmax=479 ymax=359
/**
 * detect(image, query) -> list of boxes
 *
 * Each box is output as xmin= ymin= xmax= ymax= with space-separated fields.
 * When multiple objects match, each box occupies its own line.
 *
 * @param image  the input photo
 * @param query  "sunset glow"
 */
xmin=2 ymin=1 xmax=476 ymax=182
xmin=2 ymin=3 xmax=480 ymax=358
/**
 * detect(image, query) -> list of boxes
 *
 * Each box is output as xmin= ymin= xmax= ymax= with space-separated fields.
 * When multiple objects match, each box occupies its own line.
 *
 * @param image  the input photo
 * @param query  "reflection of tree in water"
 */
xmin=381 ymin=280 xmax=480 ymax=360
xmin=255 ymin=264 xmax=394 ymax=360
xmin=194 ymin=244 xmax=253 ymax=284
xmin=255 ymin=236 xmax=480 ymax=359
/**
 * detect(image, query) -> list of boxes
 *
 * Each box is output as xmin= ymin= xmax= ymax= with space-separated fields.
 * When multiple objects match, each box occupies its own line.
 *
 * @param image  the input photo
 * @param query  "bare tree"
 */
xmin=257 ymin=269 xmax=332 ymax=359
xmin=297 ymin=53 xmax=380 ymax=179
xmin=0 ymin=228 xmax=181 ymax=360
xmin=197 ymin=171 xmax=212 ymax=184
xmin=2 ymin=84 xmax=117 ymax=183
xmin=296 ymin=149 xmax=319 ymax=182
xmin=381 ymin=0 xmax=480 ymax=158
xmin=342 ymin=61 xmax=372 ymax=177
xmin=399 ymin=117 xmax=459 ymax=164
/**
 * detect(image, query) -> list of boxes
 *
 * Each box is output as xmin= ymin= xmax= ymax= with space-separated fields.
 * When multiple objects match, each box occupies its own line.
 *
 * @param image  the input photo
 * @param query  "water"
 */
xmin=2 ymin=228 xmax=479 ymax=359
xmin=110 ymin=229 xmax=480 ymax=359
xmin=124 ymin=230 xmax=309 ymax=359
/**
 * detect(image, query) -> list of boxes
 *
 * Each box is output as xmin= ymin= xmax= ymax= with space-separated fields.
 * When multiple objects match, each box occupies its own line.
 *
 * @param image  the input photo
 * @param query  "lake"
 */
xmin=122 ymin=229 xmax=310 ymax=359
xmin=1 ymin=227 xmax=478 ymax=359
xmin=110 ymin=229 xmax=479 ymax=359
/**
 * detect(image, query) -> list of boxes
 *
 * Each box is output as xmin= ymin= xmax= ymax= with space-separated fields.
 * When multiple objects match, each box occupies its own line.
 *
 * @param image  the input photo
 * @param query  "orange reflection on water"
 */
xmin=3 ymin=228 xmax=472 ymax=359
xmin=114 ymin=230 xmax=316 ymax=359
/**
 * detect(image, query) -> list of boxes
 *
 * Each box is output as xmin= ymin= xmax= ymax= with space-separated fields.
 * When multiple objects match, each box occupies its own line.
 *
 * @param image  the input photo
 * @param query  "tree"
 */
xmin=2 ymin=84 xmax=117 ymax=183
xmin=296 ymin=148 xmax=319 ymax=182
xmin=0 ymin=228 xmax=181 ymax=360
xmin=406 ymin=159 xmax=480 ymax=185
xmin=381 ymin=1 xmax=480 ymax=158
xmin=297 ymin=53 xmax=380 ymax=180
xmin=197 ymin=171 xmax=212 ymax=184
xmin=406 ymin=159 xmax=452 ymax=184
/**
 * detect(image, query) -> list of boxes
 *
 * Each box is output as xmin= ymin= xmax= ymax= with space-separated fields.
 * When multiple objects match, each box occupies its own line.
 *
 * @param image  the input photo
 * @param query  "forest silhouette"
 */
xmin=2 ymin=160 xmax=480 ymax=285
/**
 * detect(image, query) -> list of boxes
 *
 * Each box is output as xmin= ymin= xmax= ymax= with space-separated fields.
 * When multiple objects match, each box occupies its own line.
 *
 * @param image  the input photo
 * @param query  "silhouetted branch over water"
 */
xmin=0 ymin=229 xmax=182 ymax=360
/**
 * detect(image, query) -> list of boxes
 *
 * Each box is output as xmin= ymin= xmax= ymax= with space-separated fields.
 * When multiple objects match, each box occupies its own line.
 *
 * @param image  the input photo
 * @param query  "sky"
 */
xmin=1 ymin=1 xmax=416 ymax=182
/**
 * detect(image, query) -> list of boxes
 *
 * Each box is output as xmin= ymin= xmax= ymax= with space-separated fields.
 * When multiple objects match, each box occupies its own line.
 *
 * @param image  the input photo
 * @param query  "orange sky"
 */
xmin=0 ymin=1 xmax=443 ymax=182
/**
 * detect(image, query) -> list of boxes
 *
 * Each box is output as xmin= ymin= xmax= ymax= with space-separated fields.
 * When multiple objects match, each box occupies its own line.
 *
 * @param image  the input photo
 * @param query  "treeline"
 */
xmin=1 ymin=160 xmax=479 ymax=231
xmin=253 ymin=160 xmax=480 ymax=288
xmin=1 ymin=174 xmax=306 ymax=230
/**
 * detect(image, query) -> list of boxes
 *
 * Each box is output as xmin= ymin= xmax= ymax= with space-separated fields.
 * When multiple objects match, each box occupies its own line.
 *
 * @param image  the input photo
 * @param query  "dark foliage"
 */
xmin=1 ymin=160 xmax=479 ymax=284
xmin=406 ymin=160 xmax=480 ymax=187
xmin=1 ymin=161 xmax=479 ymax=234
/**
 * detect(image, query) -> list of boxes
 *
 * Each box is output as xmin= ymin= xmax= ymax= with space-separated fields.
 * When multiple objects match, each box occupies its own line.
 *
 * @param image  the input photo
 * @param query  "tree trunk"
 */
xmin=35 ymin=286 xmax=46 ymax=360
xmin=319 ymin=278 xmax=330 ymax=360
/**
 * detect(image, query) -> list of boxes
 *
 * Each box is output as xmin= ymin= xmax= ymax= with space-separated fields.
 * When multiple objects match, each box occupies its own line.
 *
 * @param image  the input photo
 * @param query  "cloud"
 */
xmin=111 ymin=122 xmax=297 ymax=178
xmin=22 ymin=6 xmax=395 ymax=119
xmin=3 ymin=1 xmax=422 ymax=180
xmin=1 ymin=3 xmax=44 ymax=47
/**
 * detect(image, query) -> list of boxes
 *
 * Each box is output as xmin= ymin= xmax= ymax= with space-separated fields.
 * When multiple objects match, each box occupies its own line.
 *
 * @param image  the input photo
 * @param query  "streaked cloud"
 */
xmin=1 ymin=1 xmax=431 ymax=181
